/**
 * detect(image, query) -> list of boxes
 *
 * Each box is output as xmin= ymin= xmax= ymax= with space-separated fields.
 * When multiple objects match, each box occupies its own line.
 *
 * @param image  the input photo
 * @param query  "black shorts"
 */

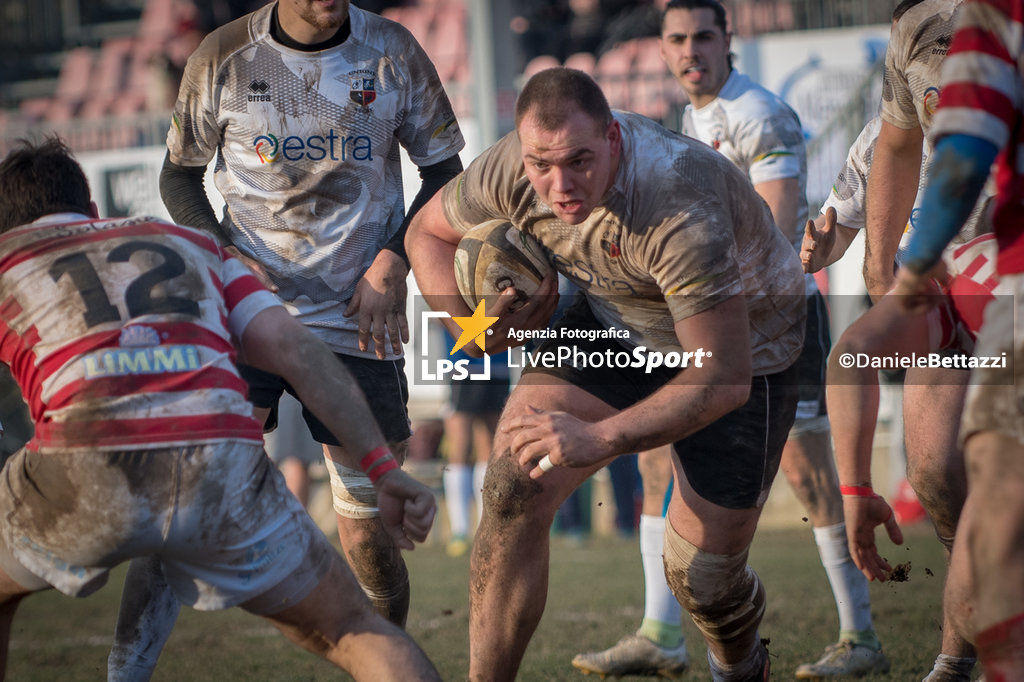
xmin=449 ymin=377 xmax=511 ymax=415
xmin=522 ymin=295 xmax=799 ymax=509
xmin=239 ymin=355 xmax=411 ymax=445
xmin=794 ymin=290 xmax=830 ymax=421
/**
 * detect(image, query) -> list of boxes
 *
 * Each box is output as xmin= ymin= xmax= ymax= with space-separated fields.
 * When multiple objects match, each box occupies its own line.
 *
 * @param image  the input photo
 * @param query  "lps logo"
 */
xmin=420 ymin=301 xmax=497 ymax=381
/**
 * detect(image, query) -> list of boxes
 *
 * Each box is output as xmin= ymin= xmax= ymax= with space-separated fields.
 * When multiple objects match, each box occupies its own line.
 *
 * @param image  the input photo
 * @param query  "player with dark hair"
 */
xmin=108 ymin=0 xmax=465 ymax=677
xmin=408 ymin=66 xmax=805 ymax=681
xmin=0 ymin=138 xmax=439 ymax=680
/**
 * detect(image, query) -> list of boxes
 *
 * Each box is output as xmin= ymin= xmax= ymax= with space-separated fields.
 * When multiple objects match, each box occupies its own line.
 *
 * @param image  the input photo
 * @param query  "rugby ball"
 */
xmin=454 ymin=219 xmax=554 ymax=312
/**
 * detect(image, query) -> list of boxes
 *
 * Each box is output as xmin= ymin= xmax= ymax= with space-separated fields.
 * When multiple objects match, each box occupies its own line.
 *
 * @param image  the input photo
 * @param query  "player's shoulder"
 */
xmin=890 ymin=0 xmax=960 ymax=48
xmin=617 ymin=112 xmax=740 ymax=195
xmin=616 ymin=110 xmax=709 ymax=168
xmin=189 ymin=6 xmax=269 ymax=71
xmin=350 ymin=6 xmax=426 ymax=55
xmin=723 ymin=73 xmax=795 ymax=123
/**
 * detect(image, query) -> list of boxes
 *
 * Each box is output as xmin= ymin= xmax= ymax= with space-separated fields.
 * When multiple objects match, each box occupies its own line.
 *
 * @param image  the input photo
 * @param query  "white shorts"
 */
xmin=0 ymin=441 xmax=332 ymax=615
xmin=960 ymin=272 xmax=1024 ymax=446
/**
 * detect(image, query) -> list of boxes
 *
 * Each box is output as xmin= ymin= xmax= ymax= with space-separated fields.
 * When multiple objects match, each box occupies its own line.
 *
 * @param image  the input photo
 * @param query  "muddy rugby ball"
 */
xmin=454 ymin=220 xmax=554 ymax=312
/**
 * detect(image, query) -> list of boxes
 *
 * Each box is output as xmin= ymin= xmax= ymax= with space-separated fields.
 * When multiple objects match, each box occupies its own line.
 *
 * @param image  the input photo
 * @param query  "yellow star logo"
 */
xmin=450 ymin=300 xmax=499 ymax=355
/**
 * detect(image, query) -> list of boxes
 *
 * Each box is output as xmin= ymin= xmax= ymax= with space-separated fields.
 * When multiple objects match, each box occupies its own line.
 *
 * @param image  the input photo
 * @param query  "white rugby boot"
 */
xmin=795 ymin=640 xmax=891 ymax=678
xmin=572 ymin=632 xmax=689 ymax=678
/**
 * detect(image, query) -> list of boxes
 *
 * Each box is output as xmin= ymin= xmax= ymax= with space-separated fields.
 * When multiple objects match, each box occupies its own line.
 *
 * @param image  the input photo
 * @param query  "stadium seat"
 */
xmin=595 ymin=42 xmax=637 ymax=111
xmin=18 ymin=97 xmax=53 ymax=123
xmin=55 ymin=47 xmax=96 ymax=103
xmin=564 ymin=52 xmax=597 ymax=76
xmin=383 ymin=6 xmax=433 ymax=46
xmin=429 ymin=7 xmax=468 ymax=83
xmin=522 ymin=55 xmax=561 ymax=82
xmin=632 ymin=37 xmax=670 ymax=120
xmin=138 ymin=0 xmax=176 ymax=43
xmin=80 ymin=38 xmax=134 ymax=119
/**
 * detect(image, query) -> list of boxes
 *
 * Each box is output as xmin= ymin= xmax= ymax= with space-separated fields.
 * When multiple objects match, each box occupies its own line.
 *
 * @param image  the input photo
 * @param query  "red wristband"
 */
xmin=840 ymin=484 xmax=879 ymax=498
xmin=360 ymin=446 xmax=399 ymax=484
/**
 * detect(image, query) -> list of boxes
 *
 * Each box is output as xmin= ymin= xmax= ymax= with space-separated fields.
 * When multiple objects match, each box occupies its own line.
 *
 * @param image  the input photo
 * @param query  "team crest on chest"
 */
xmin=349 ymin=70 xmax=376 ymax=106
xmin=600 ymin=230 xmax=621 ymax=259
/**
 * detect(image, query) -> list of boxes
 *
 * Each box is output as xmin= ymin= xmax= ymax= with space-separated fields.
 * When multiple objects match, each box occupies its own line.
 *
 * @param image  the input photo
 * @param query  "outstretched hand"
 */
xmin=844 ymin=494 xmax=904 ymax=582
xmin=375 ymin=470 xmax=437 ymax=550
xmin=800 ymin=206 xmax=838 ymax=274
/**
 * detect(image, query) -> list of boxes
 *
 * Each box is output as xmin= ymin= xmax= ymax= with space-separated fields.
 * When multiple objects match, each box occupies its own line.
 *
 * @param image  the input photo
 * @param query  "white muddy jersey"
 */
xmin=681 ymin=70 xmax=808 ymax=252
xmin=167 ymin=3 xmax=464 ymax=357
xmin=880 ymin=0 xmax=963 ymax=144
xmin=822 ymin=116 xmax=991 ymax=248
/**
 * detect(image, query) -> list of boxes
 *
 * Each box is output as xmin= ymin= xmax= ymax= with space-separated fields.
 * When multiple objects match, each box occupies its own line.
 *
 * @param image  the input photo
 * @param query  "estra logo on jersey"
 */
xmin=252 ymin=130 xmax=374 ymax=164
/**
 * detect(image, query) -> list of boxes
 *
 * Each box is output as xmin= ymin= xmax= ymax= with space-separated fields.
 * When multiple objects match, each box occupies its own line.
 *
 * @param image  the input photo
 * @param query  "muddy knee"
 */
xmin=907 ymin=467 xmax=965 ymax=535
xmin=663 ymin=522 xmax=764 ymax=653
xmin=479 ymin=454 xmax=544 ymax=522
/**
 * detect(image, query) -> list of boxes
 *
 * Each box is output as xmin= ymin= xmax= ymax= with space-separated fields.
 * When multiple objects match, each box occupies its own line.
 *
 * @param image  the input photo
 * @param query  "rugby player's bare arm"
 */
xmin=240 ymin=305 xmax=435 ymax=546
xmin=754 ymin=177 xmax=802 ymax=245
xmin=581 ymin=295 xmax=751 ymax=454
xmin=405 ymin=191 xmax=559 ymax=354
xmin=511 ymin=296 xmax=753 ymax=476
xmin=863 ymin=120 xmax=923 ymax=300
xmin=406 ymin=192 xmax=475 ymax=332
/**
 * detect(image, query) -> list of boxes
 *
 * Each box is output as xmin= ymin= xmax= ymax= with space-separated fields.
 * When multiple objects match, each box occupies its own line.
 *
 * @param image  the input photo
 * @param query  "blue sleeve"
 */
xmin=901 ymin=133 xmax=998 ymax=274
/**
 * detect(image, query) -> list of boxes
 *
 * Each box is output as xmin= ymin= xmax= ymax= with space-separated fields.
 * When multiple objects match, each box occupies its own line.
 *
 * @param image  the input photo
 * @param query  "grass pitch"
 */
xmin=5 ymin=520 xmax=967 ymax=680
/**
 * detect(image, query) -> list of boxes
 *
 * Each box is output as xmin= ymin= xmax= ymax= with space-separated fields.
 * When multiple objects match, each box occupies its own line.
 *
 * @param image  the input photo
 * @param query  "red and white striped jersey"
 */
xmin=0 ymin=213 xmax=281 ymax=451
xmin=933 ymin=0 xmax=1024 ymax=274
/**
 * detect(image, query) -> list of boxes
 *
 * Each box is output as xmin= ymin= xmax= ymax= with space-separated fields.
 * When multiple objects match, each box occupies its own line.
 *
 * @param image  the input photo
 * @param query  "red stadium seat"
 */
xmin=522 ymin=55 xmax=561 ymax=82
xmin=595 ymin=42 xmax=637 ymax=111
xmin=564 ymin=52 xmax=597 ymax=76
xmin=632 ymin=37 xmax=671 ymax=120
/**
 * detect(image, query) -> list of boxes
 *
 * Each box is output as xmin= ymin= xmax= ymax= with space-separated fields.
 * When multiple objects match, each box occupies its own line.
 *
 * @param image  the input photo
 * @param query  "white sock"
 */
xmin=641 ymin=514 xmax=683 ymax=627
xmin=473 ymin=461 xmax=488 ymax=525
xmin=813 ymin=522 xmax=875 ymax=634
xmin=443 ymin=463 xmax=472 ymax=538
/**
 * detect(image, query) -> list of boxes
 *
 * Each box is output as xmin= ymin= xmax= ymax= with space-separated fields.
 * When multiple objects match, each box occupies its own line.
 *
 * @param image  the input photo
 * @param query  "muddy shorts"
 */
xmin=0 ymin=441 xmax=333 ymax=614
xmin=522 ymin=296 xmax=800 ymax=509
xmin=960 ymin=273 xmax=1024 ymax=446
